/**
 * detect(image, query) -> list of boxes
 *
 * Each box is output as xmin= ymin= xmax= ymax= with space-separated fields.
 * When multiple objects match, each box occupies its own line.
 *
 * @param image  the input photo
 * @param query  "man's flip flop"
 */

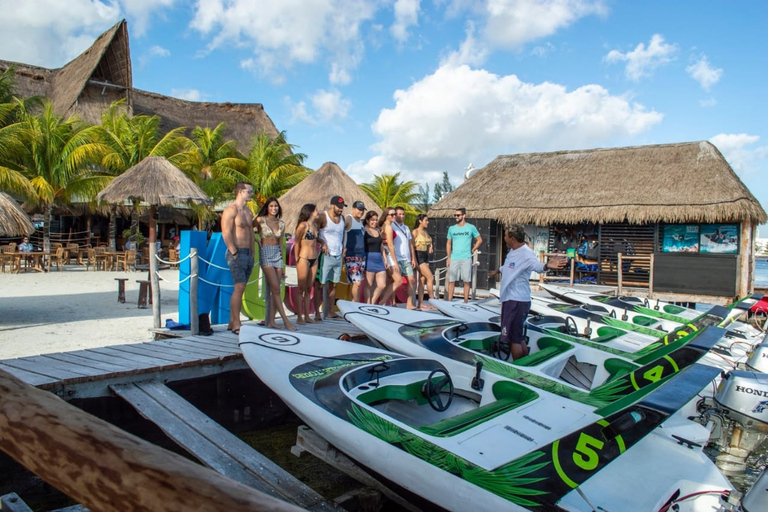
xmin=232 ymin=328 xmax=240 ymax=335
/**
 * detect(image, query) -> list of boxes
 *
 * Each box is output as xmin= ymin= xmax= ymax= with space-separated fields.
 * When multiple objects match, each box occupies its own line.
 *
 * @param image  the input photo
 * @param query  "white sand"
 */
xmin=0 ymin=266 xmax=182 ymax=359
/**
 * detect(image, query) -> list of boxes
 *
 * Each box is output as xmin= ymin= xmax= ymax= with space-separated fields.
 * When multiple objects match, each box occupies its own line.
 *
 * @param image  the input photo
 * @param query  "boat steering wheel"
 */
xmin=565 ymin=316 xmax=578 ymax=336
xmin=423 ymin=369 xmax=454 ymax=412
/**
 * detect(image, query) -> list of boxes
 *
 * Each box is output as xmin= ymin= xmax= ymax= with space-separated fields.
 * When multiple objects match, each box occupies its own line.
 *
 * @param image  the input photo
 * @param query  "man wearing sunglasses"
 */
xmin=446 ymin=207 xmax=482 ymax=302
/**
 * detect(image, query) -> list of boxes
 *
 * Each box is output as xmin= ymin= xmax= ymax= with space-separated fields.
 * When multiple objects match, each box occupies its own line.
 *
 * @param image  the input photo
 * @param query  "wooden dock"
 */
xmin=0 ymin=318 xmax=367 ymax=399
xmin=0 ymin=318 xmax=370 ymax=512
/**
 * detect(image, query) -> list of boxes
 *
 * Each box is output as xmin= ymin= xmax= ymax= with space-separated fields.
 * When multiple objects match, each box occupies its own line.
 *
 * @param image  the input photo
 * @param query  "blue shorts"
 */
xmin=366 ymin=252 xmax=385 ymax=273
xmin=500 ymin=300 xmax=530 ymax=345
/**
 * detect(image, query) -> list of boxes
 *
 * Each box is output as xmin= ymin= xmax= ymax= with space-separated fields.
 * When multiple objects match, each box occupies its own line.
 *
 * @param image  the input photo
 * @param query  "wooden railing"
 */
xmin=537 ymin=251 xmax=654 ymax=291
xmin=0 ymin=369 xmax=303 ymax=512
xmin=617 ymin=253 xmax=654 ymax=295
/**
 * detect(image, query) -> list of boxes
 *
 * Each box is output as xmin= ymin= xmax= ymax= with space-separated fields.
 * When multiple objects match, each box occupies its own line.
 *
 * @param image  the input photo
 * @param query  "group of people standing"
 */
xmin=221 ymin=181 xmax=498 ymax=334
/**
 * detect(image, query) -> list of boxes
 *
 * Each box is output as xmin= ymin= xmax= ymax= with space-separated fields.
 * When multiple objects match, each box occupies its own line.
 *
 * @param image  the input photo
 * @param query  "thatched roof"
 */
xmin=50 ymin=20 xmax=131 ymax=117
xmin=97 ymin=157 xmax=212 ymax=206
xmin=430 ymin=141 xmax=767 ymax=225
xmin=278 ymin=162 xmax=382 ymax=233
xmin=0 ymin=192 xmax=35 ymax=236
xmin=0 ymin=20 xmax=280 ymax=149
xmin=132 ymin=90 xmax=278 ymax=150
xmin=139 ymin=206 xmax=191 ymax=226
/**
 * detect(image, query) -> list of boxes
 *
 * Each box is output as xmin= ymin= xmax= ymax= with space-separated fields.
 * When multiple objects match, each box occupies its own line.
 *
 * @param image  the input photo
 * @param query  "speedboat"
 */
xmin=239 ymin=325 xmax=754 ymax=512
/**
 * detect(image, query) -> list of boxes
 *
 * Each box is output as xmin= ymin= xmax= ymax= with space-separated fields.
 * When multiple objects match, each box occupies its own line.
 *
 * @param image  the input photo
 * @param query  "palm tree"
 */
xmin=244 ymin=130 xmax=311 ymax=207
xmin=175 ymin=123 xmax=247 ymax=228
xmin=6 ymin=101 xmax=109 ymax=250
xmin=361 ymin=173 xmax=421 ymax=227
xmin=97 ymin=101 xmax=193 ymax=248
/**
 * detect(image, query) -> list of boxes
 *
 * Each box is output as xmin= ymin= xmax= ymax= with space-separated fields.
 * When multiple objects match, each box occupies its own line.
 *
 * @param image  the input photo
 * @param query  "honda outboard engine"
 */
xmin=745 ymin=342 xmax=768 ymax=373
xmin=697 ymin=371 xmax=768 ymax=473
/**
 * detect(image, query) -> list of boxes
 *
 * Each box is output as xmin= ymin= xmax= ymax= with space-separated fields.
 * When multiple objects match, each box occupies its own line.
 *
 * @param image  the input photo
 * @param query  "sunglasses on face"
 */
xmin=454 ymin=214 xmax=463 ymax=218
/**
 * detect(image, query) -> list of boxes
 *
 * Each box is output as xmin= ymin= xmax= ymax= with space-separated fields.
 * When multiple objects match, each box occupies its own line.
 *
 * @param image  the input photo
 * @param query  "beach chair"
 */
xmin=66 ymin=243 xmax=79 ymax=264
xmin=49 ymin=247 xmax=66 ymax=271
xmin=168 ymin=248 xmax=179 ymax=268
xmin=116 ymin=249 xmax=137 ymax=272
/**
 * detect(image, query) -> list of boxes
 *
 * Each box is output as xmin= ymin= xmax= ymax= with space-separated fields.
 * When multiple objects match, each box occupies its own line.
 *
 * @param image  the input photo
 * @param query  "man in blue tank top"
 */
xmin=344 ymin=201 xmax=367 ymax=302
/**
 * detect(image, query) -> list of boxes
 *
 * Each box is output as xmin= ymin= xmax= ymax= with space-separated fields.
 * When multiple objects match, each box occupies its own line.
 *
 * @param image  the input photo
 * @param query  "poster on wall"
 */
xmin=700 ymin=224 xmax=739 ymax=254
xmin=661 ymin=224 xmax=699 ymax=253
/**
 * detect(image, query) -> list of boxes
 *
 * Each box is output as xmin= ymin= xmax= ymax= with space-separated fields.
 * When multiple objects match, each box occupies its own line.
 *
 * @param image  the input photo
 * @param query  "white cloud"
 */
xmin=605 ymin=34 xmax=677 ymax=80
xmin=530 ymin=42 xmax=556 ymax=58
xmin=0 ymin=0 xmax=121 ymax=68
xmin=699 ymin=98 xmax=717 ymax=108
xmin=170 ymin=88 xmax=204 ymax=101
xmin=440 ymin=22 xmax=488 ymax=67
xmin=352 ymin=63 xmax=662 ymax=182
xmin=0 ymin=0 xmax=178 ymax=69
xmin=391 ymin=0 xmax=421 ymax=43
xmin=287 ymin=89 xmax=351 ymax=124
xmin=687 ymin=55 xmax=723 ymax=91
xmin=191 ymin=0 xmax=377 ymax=85
xmin=118 ymin=0 xmax=178 ymax=36
xmin=709 ymin=133 xmax=767 ymax=176
xmin=148 ymin=45 xmax=171 ymax=58
xmin=482 ymin=0 xmax=607 ymax=49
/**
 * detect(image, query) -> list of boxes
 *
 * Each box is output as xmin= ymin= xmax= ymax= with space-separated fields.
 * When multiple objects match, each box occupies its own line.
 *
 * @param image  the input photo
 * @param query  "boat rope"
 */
xmin=155 ymin=273 xmax=195 ymax=284
xmin=197 ymin=275 xmax=262 ymax=287
xmin=197 ymin=256 xmax=229 ymax=270
xmin=574 ymin=487 xmax=598 ymax=512
xmin=155 ymin=253 xmax=191 ymax=265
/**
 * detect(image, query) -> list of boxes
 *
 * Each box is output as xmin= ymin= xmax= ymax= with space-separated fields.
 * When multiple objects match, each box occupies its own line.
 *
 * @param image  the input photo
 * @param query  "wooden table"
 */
xmin=9 ymin=252 xmax=50 ymax=273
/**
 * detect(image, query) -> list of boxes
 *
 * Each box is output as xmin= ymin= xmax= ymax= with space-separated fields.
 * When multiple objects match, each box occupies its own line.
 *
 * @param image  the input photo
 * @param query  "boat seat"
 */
xmin=632 ymin=316 xmax=658 ymax=327
xmin=603 ymin=358 xmax=639 ymax=381
xmin=591 ymin=326 xmax=624 ymax=343
xmin=356 ymin=380 xmax=428 ymax=406
xmin=419 ymin=381 xmax=538 ymax=437
xmin=663 ymin=304 xmax=687 ymax=315
xmin=457 ymin=335 xmax=497 ymax=351
xmin=513 ymin=337 xmax=572 ymax=367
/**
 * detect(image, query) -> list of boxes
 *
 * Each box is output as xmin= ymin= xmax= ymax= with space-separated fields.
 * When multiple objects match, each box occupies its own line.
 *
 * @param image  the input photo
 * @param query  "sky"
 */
xmin=1 ymin=0 xmax=767 ymax=233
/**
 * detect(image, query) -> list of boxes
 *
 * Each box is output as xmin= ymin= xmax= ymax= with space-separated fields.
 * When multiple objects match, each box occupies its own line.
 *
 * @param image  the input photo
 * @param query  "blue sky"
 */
xmin=1 ymin=0 xmax=767 ymax=233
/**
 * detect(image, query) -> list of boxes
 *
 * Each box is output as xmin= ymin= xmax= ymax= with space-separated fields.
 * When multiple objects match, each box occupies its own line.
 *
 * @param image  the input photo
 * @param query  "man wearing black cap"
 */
xmin=316 ymin=195 xmax=346 ymax=318
xmin=344 ymin=200 xmax=367 ymax=302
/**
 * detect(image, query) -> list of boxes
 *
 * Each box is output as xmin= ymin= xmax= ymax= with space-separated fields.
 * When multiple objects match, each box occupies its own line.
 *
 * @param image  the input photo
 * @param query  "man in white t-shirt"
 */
xmin=392 ymin=206 xmax=417 ymax=309
xmin=489 ymin=225 xmax=566 ymax=360
xmin=317 ymin=195 xmax=346 ymax=318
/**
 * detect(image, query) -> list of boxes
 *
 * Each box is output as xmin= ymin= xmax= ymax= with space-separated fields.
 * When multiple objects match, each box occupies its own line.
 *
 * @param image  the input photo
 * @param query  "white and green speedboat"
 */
xmin=239 ymin=325 xmax=743 ymax=512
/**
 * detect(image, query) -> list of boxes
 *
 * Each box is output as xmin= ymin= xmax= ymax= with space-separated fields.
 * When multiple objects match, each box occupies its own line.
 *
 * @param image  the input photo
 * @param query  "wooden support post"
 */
xmin=115 ymin=278 xmax=128 ymax=303
xmin=649 ymin=252 xmax=655 ymax=297
xmin=471 ymin=251 xmax=479 ymax=300
xmin=569 ymin=258 xmax=575 ymax=286
xmin=617 ymin=253 xmax=623 ymax=295
xmin=136 ymin=280 xmax=151 ymax=309
xmin=0 ymin=369 xmax=304 ymax=512
xmin=190 ymin=248 xmax=199 ymax=336
xmin=150 ymin=243 xmax=161 ymax=329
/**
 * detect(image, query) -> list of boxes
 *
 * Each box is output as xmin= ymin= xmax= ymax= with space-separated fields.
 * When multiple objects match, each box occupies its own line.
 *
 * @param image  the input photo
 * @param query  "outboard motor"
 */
xmin=741 ymin=468 xmax=768 ymax=512
xmin=745 ymin=342 xmax=768 ymax=373
xmin=697 ymin=371 xmax=768 ymax=473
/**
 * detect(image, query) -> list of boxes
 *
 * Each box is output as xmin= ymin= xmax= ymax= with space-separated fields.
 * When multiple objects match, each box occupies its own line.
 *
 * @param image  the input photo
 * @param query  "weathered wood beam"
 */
xmin=0 ymin=369 xmax=303 ymax=512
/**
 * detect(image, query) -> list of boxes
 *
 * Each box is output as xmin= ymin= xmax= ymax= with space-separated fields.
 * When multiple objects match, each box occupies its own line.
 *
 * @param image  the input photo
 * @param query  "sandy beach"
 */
xmin=0 ymin=267 xmax=182 ymax=359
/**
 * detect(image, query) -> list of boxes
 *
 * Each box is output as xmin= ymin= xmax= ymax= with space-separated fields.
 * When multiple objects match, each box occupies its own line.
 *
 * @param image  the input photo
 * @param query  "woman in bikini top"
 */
xmin=255 ymin=197 xmax=295 ymax=331
xmin=294 ymin=204 xmax=320 ymax=324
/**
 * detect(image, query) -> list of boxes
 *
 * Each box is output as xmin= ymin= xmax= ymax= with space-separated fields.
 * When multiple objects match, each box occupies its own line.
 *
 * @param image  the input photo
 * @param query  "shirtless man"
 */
xmin=221 ymin=181 xmax=256 ymax=334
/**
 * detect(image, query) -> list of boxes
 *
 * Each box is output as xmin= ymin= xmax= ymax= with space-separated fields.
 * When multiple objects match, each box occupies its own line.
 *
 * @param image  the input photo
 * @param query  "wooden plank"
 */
xmin=178 ymin=336 xmax=242 ymax=352
xmin=155 ymin=339 xmax=239 ymax=358
xmin=94 ymin=346 xmax=186 ymax=368
xmin=99 ymin=344 xmax=193 ymax=365
xmin=111 ymin=381 xmax=339 ymax=511
xmin=128 ymin=342 xmax=215 ymax=361
xmin=0 ymin=369 xmax=305 ymax=512
xmin=79 ymin=347 xmax=161 ymax=369
xmin=18 ymin=355 xmax=107 ymax=378
xmin=45 ymin=352 xmax=135 ymax=374
xmin=0 ymin=362 xmax=57 ymax=387
xmin=0 ymin=358 xmax=89 ymax=381
xmin=292 ymin=426 xmax=421 ymax=512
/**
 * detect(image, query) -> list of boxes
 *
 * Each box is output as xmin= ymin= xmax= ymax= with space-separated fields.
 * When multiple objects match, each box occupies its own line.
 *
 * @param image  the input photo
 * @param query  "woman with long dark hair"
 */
xmin=294 ymin=204 xmax=320 ymax=324
xmin=255 ymin=197 xmax=296 ymax=330
xmin=378 ymin=207 xmax=402 ymax=306
xmin=363 ymin=211 xmax=386 ymax=304
xmin=412 ymin=214 xmax=435 ymax=309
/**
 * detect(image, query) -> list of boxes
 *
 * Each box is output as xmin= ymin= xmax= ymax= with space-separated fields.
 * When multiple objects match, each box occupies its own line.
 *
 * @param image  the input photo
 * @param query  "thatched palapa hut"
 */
xmin=0 ymin=20 xmax=279 ymax=150
xmin=278 ymin=162 xmax=382 ymax=234
xmin=429 ymin=141 xmax=766 ymax=300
